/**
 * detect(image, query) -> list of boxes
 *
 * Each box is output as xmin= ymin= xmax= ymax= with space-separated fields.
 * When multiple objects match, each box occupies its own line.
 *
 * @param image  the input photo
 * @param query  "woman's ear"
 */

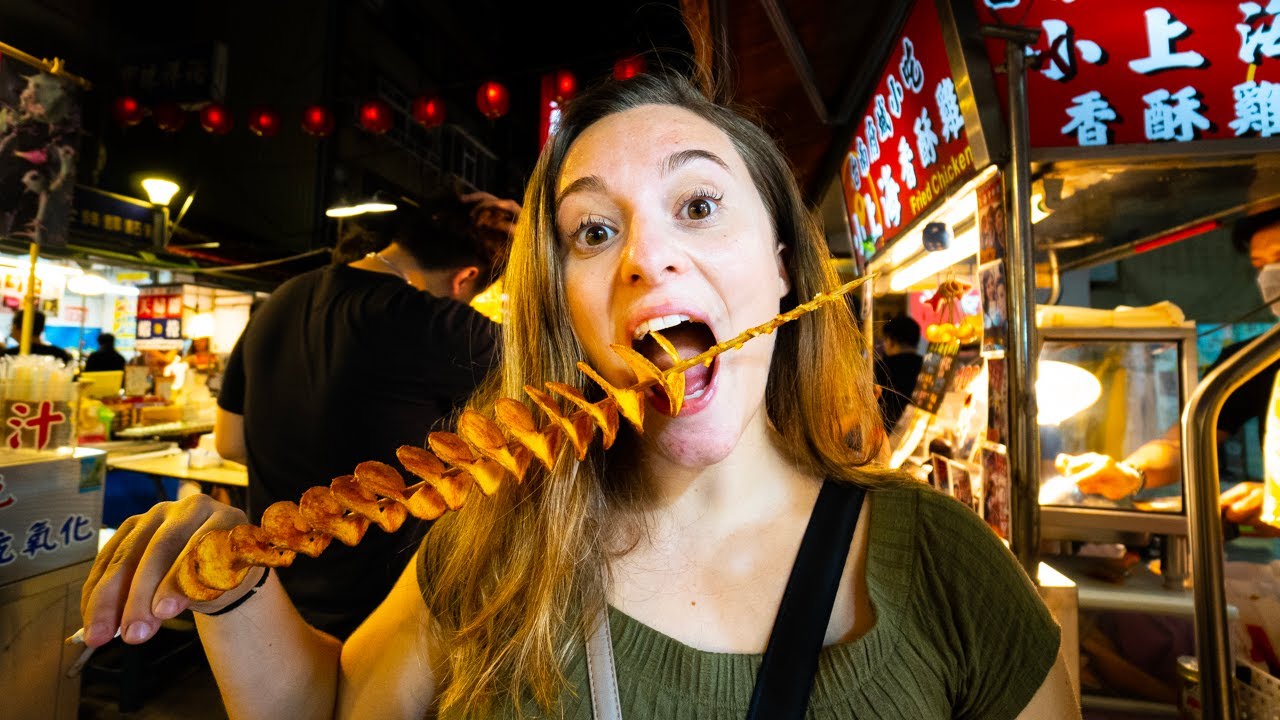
xmin=775 ymin=242 xmax=791 ymax=298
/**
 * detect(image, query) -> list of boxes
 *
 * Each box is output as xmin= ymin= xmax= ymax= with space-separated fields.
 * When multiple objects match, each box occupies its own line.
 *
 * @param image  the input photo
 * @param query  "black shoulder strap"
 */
xmin=746 ymin=480 xmax=867 ymax=720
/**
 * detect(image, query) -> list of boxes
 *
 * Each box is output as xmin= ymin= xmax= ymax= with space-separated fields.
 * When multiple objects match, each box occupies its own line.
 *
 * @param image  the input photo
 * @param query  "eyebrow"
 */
xmin=663 ymin=148 xmax=730 ymax=176
xmin=556 ymin=149 xmax=731 ymax=206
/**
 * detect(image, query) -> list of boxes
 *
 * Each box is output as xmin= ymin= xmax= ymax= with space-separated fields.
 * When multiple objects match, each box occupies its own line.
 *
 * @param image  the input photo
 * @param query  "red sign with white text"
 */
xmin=974 ymin=1 xmax=1280 ymax=148
xmin=839 ymin=0 xmax=978 ymax=268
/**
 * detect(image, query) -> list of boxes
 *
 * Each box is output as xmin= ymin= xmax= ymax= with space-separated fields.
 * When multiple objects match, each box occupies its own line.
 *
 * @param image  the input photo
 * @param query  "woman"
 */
xmin=80 ymin=74 xmax=1075 ymax=719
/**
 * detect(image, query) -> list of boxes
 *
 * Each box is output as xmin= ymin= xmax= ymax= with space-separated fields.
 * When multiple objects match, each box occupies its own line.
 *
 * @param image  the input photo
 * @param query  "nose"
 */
xmin=618 ymin=216 xmax=689 ymax=285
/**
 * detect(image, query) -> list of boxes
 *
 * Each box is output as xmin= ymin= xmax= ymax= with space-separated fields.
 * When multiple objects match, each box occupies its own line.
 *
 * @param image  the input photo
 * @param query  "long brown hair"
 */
xmin=421 ymin=73 xmax=887 ymax=716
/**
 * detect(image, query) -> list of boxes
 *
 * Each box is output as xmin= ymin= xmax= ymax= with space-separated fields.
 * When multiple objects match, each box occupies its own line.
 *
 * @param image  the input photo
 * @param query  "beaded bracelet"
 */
xmin=202 ymin=568 xmax=270 ymax=617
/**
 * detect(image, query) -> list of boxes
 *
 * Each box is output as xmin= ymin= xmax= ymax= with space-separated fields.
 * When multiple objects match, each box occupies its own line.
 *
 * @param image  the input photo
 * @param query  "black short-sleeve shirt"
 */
xmin=219 ymin=264 xmax=499 ymax=636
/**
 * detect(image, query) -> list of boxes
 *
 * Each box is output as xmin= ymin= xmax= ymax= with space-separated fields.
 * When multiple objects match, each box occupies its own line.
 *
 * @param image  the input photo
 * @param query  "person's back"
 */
xmin=221 ymin=264 xmax=498 ymax=637
xmin=875 ymin=315 xmax=924 ymax=429
xmin=84 ymin=333 xmax=126 ymax=372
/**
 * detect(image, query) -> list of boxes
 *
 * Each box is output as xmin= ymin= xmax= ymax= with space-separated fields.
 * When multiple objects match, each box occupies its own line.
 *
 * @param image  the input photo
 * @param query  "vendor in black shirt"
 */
xmin=83 ymin=332 xmax=127 ymax=372
xmin=874 ymin=314 xmax=924 ymax=430
xmin=215 ymin=190 xmax=519 ymax=638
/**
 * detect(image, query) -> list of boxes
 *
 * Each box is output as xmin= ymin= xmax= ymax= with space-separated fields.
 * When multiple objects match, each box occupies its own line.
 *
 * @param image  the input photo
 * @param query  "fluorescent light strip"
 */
xmin=888 ymin=226 xmax=980 ymax=293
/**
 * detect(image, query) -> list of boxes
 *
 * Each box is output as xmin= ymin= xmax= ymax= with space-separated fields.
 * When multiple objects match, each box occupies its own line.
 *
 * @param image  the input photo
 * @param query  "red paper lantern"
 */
xmin=552 ymin=70 xmax=577 ymax=103
xmin=199 ymin=102 xmax=233 ymax=135
xmin=357 ymin=99 xmax=394 ymax=134
xmin=475 ymin=81 xmax=510 ymax=120
xmin=410 ymin=95 xmax=445 ymax=129
xmin=248 ymin=106 xmax=281 ymax=137
xmin=613 ymin=55 xmax=646 ymax=81
xmin=112 ymin=96 xmax=144 ymax=127
xmin=301 ymin=104 xmax=335 ymax=137
xmin=151 ymin=102 xmax=186 ymax=132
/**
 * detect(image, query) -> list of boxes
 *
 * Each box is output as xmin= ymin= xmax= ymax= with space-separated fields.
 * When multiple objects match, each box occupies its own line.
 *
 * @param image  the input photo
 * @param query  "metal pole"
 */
xmin=1180 ymin=327 xmax=1280 ymax=720
xmin=19 ymin=242 xmax=39 ymax=355
xmin=994 ymin=26 xmax=1043 ymax=575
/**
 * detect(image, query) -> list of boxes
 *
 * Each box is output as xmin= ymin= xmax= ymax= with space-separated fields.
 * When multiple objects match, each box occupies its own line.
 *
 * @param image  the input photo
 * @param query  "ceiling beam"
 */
xmin=757 ymin=0 xmax=830 ymax=124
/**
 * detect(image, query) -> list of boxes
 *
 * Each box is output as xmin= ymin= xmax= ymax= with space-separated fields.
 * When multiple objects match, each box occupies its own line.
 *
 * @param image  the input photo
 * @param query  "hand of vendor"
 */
xmin=1221 ymin=481 xmax=1280 ymax=537
xmin=1056 ymin=452 xmax=1145 ymax=501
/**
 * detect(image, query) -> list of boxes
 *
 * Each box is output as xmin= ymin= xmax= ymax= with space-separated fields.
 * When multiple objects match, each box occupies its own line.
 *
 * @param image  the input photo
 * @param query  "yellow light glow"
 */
xmin=1036 ymin=360 xmax=1102 ymax=425
xmin=142 ymin=177 xmax=180 ymax=206
xmin=187 ymin=312 xmax=215 ymax=339
xmin=888 ymin=225 xmax=980 ymax=293
xmin=325 ymin=201 xmax=398 ymax=218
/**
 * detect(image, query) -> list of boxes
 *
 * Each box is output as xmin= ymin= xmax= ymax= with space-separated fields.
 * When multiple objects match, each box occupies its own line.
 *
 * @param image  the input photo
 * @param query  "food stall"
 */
xmin=827 ymin=1 xmax=1280 ymax=717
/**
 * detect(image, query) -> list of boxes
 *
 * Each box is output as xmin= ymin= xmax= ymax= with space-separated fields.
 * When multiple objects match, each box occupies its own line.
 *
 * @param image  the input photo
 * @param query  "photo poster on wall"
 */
xmin=981 ymin=446 xmax=1011 ymax=540
xmin=977 ymin=173 xmax=1006 ymax=265
xmin=910 ymin=347 xmax=958 ymax=414
xmin=979 ymin=261 xmax=1008 ymax=356
xmin=0 ymin=56 xmax=81 ymax=248
xmin=986 ymin=356 xmax=1009 ymax=448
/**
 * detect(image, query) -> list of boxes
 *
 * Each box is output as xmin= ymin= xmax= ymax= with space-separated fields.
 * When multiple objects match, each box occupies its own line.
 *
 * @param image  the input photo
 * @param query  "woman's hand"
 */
xmin=461 ymin=191 xmax=521 ymax=237
xmin=80 ymin=495 xmax=262 ymax=648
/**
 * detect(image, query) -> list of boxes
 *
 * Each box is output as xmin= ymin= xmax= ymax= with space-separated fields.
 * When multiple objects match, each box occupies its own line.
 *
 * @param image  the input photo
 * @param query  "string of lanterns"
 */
xmin=109 ymin=56 xmax=646 ymax=137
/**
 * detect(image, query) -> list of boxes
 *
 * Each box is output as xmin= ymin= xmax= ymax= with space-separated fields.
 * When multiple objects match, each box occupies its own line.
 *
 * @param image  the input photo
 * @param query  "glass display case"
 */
xmin=1037 ymin=325 xmax=1198 ymax=540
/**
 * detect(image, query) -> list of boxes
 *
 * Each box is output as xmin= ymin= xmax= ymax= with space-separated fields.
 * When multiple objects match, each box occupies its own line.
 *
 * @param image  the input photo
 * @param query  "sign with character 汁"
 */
xmin=974 ymin=0 xmax=1280 ymax=147
xmin=839 ymin=0 xmax=979 ymax=267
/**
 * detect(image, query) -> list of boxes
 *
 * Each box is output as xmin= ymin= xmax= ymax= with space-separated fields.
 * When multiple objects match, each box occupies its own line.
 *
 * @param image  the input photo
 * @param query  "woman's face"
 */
xmin=556 ymin=104 xmax=789 ymax=468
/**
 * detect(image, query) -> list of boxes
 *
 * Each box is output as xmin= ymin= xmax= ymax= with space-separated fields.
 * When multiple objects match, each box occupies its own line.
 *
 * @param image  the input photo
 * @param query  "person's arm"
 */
xmin=81 ymin=496 xmax=438 ymax=720
xmin=215 ymin=407 xmax=247 ymax=465
xmin=335 ymin=552 xmax=438 ymax=717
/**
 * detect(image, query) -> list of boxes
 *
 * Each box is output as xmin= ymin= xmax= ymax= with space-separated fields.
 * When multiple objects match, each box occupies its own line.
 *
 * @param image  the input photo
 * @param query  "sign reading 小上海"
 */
xmin=136 ymin=285 xmax=184 ymax=350
xmin=839 ymin=0 xmax=978 ymax=266
xmin=974 ymin=0 xmax=1280 ymax=148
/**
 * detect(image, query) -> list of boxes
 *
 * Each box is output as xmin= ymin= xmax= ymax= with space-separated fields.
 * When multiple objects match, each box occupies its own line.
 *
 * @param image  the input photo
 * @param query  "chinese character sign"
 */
xmin=0 ymin=58 xmax=82 ymax=248
xmin=839 ymin=0 xmax=977 ymax=265
xmin=975 ymin=1 xmax=1280 ymax=147
xmin=136 ymin=286 xmax=185 ymax=350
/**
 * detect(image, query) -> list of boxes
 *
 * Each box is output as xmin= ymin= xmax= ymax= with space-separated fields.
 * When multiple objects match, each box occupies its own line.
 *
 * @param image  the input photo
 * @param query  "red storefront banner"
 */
xmin=974 ymin=1 xmax=1280 ymax=148
xmin=839 ymin=0 xmax=978 ymax=267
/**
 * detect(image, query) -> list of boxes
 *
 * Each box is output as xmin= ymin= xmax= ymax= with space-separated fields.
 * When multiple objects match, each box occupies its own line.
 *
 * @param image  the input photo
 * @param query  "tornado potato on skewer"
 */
xmin=177 ymin=277 xmax=869 ymax=601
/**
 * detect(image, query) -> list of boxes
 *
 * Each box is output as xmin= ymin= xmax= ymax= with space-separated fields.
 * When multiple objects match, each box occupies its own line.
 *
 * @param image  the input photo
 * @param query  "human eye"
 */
xmin=568 ymin=215 xmax=618 ymax=248
xmin=678 ymin=187 xmax=723 ymax=223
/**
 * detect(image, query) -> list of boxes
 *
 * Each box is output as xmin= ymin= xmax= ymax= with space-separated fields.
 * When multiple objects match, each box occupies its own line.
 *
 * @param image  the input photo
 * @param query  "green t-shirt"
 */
xmin=426 ymin=482 xmax=1060 ymax=719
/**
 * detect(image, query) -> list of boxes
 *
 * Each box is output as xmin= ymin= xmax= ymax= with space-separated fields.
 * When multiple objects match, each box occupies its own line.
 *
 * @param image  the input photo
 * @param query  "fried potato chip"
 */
xmin=645 ymin=331 xmax=685 ymax=416
xmin=177 ymin=552 xmax=224 ymax=602
xmin=332 ymin=475 xmax=405 ymax=533
xmin=397 ymin=446 xmax=472 ymax=509
xmin=299 ymin=486 xmax=369 ymax=546
xmin=353 ymin=461 xmax=407 ymax=498
xmin=428 ymin=432 xmax=474 ymax=466
xmin=459 ymin=410 xmax=530 ymax=479
xmin=193 ymin=529 xmax=251 ymax=591
xmin=494 ymin=398 xmax=562 ymax=470
xmin=526 ymin=385 xmax=594 ymax=461
xmin=261 ymin=501 xmax=331 ymax=557
xmin=577 ymin=362 xmax=645 ymax=431
xmin=403 ymin=484 xmax=448 ymax=520
xmin=546 ymin=381 xmax=620 ymax=450
xmin=228 ymin=524 xmax=296 ymax=567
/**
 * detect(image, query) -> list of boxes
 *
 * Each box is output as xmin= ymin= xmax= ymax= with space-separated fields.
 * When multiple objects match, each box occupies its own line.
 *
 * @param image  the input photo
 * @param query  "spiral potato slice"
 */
xmin=173 ymin=278 xmax=868 ymax=602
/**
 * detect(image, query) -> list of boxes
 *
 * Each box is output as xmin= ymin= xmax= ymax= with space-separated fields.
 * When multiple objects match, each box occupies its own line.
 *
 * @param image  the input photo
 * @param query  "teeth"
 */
xmin=633 ymin=314 xmax=691 ymax=341
xmin=684 ymin=387 xmax=707 ymax=400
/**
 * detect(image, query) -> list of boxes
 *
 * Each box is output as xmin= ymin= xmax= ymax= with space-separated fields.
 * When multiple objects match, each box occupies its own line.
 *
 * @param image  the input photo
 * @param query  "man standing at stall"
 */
xmin=215 ymin=189 xmax=518 ymax=638
xmin=874 ymin=314 xmax=924 ymax=430
xmin=4 ymin=308 xmax=71 ymax=362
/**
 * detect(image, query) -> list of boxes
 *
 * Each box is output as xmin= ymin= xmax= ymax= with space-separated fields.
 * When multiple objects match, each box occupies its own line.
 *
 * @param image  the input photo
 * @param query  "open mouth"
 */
xmin=632 ymin=317 xmax=718 ymax=416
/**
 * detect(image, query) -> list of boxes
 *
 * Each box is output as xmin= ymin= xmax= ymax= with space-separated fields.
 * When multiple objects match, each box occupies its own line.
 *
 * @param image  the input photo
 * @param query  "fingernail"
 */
xmin=153 ymin=598 xmax=178 ymax=618
xmin=124 ymin=622 xmax=153 ymax=643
